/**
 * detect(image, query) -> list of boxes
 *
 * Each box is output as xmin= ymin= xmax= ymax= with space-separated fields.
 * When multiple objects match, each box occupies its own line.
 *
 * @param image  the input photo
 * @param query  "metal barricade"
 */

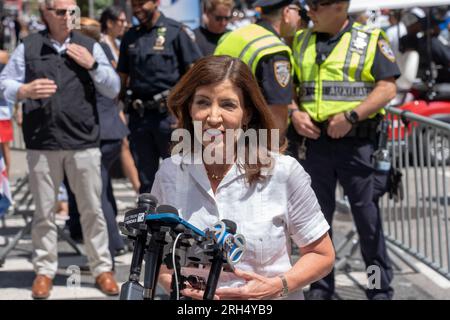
xmin=382 ymin=105 xmax=450 ymax=280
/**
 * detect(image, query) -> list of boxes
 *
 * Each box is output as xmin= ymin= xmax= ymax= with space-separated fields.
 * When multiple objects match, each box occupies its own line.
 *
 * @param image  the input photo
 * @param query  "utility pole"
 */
xmin=88 ymin=0 xmax=94 ymax=18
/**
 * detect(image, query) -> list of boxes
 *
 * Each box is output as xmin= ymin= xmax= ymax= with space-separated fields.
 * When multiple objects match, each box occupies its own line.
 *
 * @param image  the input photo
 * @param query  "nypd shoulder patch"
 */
xmin=274 ymin=61 xmax=291 ymax=88
xmin=182 ymin=25 xmax=196 ymax=42
xmin=378 ymin=39 xmax=396 ymax=62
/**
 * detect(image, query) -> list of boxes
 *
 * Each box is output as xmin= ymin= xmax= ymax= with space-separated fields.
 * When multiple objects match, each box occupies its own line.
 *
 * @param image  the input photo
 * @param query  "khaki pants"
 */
xmin=27 ymin=148 xmax=112 ymax=278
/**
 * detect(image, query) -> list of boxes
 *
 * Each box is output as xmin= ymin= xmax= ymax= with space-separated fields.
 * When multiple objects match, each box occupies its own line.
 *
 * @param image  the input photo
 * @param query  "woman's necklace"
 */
xmin=206 ymin=165 xmax=231 ymax=181
xmin=206 ymin=170 xmax=226 ymax=181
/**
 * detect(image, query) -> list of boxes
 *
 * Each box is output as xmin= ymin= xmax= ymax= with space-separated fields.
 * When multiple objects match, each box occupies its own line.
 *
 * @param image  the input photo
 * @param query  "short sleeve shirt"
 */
xmin=117 ymin=13 xmax=202 ymax=99
xmin=254 ymin=20 xmax=293 ymax=105
xmin=151 ymin=153 xmax=330 ymax=299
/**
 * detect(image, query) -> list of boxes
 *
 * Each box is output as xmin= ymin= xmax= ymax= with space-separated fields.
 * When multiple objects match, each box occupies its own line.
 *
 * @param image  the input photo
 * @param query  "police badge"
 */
xmin=274 ymin=61 xmax=291 ymax=88
xmin=154 ymin=27 xmax=167 ymax=51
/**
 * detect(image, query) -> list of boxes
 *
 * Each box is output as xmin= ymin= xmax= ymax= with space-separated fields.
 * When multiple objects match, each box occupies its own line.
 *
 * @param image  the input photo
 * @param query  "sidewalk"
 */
xmin=1 ymin=150 xmax=449 ymax=300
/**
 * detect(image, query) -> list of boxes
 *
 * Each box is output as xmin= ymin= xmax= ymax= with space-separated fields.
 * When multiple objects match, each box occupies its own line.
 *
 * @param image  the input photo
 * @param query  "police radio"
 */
xmin=372 ymin=119 xmax=392 ymax=172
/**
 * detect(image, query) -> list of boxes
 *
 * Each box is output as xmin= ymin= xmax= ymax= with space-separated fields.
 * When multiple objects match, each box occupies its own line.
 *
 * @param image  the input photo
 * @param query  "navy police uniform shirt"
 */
xmin=194 ymin=26 xmax=227 ymax=56
xmin=255 ymin=20 xmax=293 ymax=105
xmin=312 ymin=19 xmax=401 ymax=82
xmin=117 ymin=13 xmax=202 ymax=100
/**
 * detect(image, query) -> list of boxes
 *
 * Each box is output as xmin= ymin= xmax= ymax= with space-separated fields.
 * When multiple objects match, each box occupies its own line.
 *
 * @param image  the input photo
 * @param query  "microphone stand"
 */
xmin=142 ymin=227 xmax=167 ymax=300
xmin=119 ymin=194 xmax=157 ymax=300
xmin=203 ymin=245 xmax=223 ymax=300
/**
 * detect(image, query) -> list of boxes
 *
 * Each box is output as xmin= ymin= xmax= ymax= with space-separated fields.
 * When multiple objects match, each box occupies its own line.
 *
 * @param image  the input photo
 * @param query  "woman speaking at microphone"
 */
xmin=152 ymin=56 xmax=334 ymax=300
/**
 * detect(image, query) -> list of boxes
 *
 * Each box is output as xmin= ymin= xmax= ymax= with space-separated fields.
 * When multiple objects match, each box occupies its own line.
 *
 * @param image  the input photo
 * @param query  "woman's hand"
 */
xmin=215 ymin=269 xmax=283 ymax=300
xmin=180 ymin=283 xmax=220 ymax=300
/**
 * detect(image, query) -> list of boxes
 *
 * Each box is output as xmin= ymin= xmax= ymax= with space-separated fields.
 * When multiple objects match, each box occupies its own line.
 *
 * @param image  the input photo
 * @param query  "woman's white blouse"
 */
xmin=151 ymin=153 xmax=330 ymax=299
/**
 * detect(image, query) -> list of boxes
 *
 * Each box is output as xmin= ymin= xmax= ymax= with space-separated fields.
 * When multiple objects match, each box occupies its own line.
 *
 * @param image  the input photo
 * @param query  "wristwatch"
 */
xmin=344 ymin=110 xmax=359 ymax=125
xmin=278 ymin=274 xmax=289 ymax=298
xmin=89 ymin=61 xmax=99 ymax=71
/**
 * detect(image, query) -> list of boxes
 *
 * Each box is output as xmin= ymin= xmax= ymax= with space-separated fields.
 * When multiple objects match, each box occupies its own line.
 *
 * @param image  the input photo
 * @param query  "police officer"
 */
xmin=400 ymin=8 xmax=450 ymax=84
xmin=117 ymin=0 xmax=202 ymax=193
xmin=290 ymin=0 xmax=400 ymax=300
xmin=214 ymin=0 xmax=301 ymax=133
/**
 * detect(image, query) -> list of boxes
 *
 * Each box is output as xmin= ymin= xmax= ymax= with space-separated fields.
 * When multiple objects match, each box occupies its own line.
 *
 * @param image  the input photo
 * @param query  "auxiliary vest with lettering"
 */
xmin=214 ymin=24 xmax=293 ymax=75
xmin=293 ymin=22 xmax=385 ymax=122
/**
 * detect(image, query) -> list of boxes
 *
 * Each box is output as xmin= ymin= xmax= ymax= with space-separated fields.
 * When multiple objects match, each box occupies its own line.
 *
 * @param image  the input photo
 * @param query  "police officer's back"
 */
xmin=117 ymin=0 xmax=202 ymax=193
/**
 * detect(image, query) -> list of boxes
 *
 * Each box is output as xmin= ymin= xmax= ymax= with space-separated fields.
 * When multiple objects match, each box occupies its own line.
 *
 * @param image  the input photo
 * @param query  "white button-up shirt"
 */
xmin=151 ymin=153 xmax=329 ymax=299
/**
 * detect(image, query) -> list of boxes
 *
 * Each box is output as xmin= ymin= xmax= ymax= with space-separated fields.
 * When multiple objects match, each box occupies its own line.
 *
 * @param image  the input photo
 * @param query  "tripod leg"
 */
xmin=0 ymin=218 xmax=33 ymax=265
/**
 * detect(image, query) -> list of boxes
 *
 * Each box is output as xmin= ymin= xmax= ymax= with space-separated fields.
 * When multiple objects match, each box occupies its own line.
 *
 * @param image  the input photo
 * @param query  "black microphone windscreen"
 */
xmin=222 ymin=219 xmax=237 ymax=234
xmin=156 ymin=204 xmax=179 ymax=216
xmin=137 ymin=194 xmax=158 ymax=211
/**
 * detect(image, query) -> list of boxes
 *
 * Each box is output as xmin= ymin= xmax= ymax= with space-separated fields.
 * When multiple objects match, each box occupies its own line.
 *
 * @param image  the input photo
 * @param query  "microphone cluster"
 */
xmin=118 ymin=193 xmax=246 ymax=300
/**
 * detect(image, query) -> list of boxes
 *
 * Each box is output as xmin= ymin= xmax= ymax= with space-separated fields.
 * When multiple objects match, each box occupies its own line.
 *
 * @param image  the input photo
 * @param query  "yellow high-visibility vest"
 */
xmin=293 ymin=22 xmax=386 ymax=122
xmin=214 ymin=24 xmax=293 ymax=75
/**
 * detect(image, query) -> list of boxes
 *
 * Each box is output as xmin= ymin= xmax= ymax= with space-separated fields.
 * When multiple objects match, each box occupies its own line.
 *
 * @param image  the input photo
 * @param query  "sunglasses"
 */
xmin=47 ymin=8 xmax=77 ymax=17
xmin=213 ymin=15 xmax=231 ymax=22
xmin=305 ymin=1 xmax=339 ymax=11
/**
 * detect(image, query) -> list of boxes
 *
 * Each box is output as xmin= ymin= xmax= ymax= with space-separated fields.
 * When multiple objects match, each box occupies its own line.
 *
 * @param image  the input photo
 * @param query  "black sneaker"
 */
xmin=305 ymin=289 xmax=333 ymax=300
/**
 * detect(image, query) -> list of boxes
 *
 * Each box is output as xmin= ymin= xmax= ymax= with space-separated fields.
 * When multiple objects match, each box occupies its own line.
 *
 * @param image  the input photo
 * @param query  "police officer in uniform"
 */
xmin=214 ymin=0 xmax=301 ymax=133
xmin=117 ymin=0 xmax=202 ymax=193
xmin=290 ymin=0 xmax=400 ymax=300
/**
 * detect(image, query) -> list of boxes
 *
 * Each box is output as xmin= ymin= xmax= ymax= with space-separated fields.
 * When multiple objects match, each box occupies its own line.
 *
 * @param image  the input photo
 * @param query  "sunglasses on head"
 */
xmin=213 ymin=14 xmax=231 ymax=22
xmin=47 ymin=8 xmax=77 ymax=17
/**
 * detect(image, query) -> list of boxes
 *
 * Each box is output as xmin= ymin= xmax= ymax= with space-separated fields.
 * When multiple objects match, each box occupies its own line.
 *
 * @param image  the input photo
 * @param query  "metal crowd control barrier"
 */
xmin=334 ymin=106 xmax=450 ymax=281
xmin=381 ymin=105 xmax=450 ymax=280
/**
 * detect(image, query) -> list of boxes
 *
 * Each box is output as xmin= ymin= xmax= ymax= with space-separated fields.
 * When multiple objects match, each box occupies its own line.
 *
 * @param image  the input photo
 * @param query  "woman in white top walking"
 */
xmin=152 ymin=56 xmax=335 ymax=300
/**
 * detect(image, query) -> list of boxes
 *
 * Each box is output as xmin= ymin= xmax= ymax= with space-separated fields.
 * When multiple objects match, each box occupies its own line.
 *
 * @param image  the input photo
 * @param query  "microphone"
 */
xmin=137 ymin=193 xmax=158 ymax=212
xmin=120 ymin=194 xmax=159 ymax=300
xmin=142 ymin=202 xmax=178 ymax=299
xmin=213 ymin=219 xmax=246 ymax=265
xmin=156 ymin=204 xmax=179 ymax=215
xmin=203 ymin=219 xmax=246 ymax=300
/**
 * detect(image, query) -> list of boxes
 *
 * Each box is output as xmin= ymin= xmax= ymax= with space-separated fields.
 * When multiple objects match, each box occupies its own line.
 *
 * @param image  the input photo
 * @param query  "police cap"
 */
xmin=253 ymin=0 xmax=301 ymax=14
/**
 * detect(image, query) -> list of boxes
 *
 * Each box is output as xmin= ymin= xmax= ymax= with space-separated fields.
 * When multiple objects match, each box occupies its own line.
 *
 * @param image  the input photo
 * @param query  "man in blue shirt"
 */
xmin=0 ymin=0 xmax=120 ymax=299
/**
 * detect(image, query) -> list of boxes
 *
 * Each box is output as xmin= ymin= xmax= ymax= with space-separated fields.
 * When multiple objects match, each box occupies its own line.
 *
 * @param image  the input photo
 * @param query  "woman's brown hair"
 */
xmin=78 ymin=17 xmax=101 ymax=42
xmin=168 ymin=55 xmax=284 ymax=185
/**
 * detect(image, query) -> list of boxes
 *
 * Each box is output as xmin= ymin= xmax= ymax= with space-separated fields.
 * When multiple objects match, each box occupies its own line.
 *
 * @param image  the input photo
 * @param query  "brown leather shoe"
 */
xmin=95 ymin=272 xmax=119 ymax=296
xmin=31 ymin=275 xmax=53 ymax=300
